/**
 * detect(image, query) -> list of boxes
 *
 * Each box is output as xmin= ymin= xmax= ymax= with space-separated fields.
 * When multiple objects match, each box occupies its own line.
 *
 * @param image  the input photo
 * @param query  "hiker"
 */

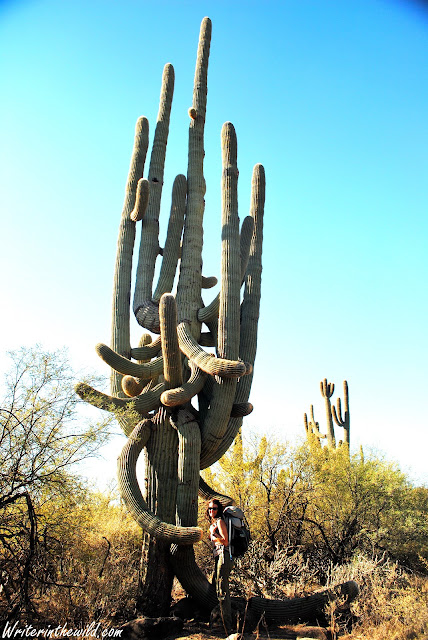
xmin=207 ymin=499 xmax=233 ymax=630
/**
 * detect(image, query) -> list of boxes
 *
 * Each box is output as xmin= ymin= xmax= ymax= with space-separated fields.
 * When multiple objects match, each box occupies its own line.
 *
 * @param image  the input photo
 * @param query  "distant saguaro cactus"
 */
xmin=77 ymin=18 xmax=357 ymax=621
xmin=303 ymin=404 xmax=327 ymax=446
xmin=304 ymin=378 xmax=351 ymax=450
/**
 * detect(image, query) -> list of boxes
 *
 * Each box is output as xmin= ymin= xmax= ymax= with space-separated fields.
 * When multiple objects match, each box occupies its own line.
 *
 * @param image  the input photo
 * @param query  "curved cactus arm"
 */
xmin=320 ymin=377 xmax=334 ymax=398
xmin=122 ymin=333 xmax=158 ymax=397
xmin=248 ymin=580 xmax=359 ymax=624
xmin=131 ymin=336 xmax=162 ymax=360
xmin=175 ymin=17 xmax=211 ymax=335
xmin=332 ymin=398 xmax=343 ymax=425
xmin=96 ymin=343 xmax=164 ymax=380
xmin=161 ymin=361 xmax=206 ymax=407
xmin=197 ymin=214 xmax=254 ymax=325
xmin=199 ymin=164 xmax=265 ymax=470
xmin=134 ymin=63 xmax=175 ymax=326
xmin=177 ymin=322 xmax=247 ymax=378
xmin=170 ymin=545 xmax=217 ymax=610
xmin=303 ymin=412 xmax=309 ymax=433
xmin=111 ymin=116 xmax=150 ymax=400
xmin=152 ymin=175 xmax=186 ymax=302
xmin=320 ymin=377 xmax=336 ymax=448
xmin=230 ymin=402 xmax=253 ymax=418
xmin=332 ymin=380 xmax=350 ymax=447
xmin=198 ymin=332 xmax=216 ymax=347
xmin=198 ymin=476 xmax=234 ymax=506
xmin=308 ymin=404 xmax=326 ymax=439
xmin=117 ymin=419 xmax=202 ymax=544
xmin=75 ymin=382 xmax=164 ymax=431
xmin=201 ymin=275 xmax=217 ymax=289
xmin=130 ymin=178 xmax=150 ymax=222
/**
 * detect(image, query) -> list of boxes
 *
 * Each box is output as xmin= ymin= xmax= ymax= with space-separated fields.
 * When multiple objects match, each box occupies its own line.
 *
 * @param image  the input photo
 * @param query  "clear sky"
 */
xmin=1 ymin=0 xmax=427 ymax=485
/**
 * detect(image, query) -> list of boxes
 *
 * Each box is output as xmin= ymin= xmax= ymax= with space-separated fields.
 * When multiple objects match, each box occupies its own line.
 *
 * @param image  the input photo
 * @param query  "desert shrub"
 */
xmin=205 ymin=433 xmax=428 ymax=582
xmin=328 ymin=554 xmax=428 ymax=640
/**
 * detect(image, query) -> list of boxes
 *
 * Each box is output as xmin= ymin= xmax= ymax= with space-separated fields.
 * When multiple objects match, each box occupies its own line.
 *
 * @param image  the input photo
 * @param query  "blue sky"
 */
xmin=1 ymin=0 xmax=427 ymax=484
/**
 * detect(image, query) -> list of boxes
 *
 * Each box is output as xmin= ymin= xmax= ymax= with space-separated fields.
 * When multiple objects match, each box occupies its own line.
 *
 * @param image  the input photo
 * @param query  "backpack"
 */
xmin=223 ymin=506 xmax=250 ymax=559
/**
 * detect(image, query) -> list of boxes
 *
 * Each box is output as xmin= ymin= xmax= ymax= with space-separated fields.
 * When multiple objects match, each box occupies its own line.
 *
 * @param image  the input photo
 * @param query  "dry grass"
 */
xmin=327 ymin=555 xmax=428 ymax=639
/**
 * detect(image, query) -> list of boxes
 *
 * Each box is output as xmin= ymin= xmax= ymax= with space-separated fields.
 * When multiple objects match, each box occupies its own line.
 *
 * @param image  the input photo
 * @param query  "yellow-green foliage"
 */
xmin=204 ymin=433 xmax=428 ymax=572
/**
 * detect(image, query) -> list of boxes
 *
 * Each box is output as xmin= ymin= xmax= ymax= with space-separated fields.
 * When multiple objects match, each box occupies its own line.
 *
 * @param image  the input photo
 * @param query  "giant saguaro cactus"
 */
xmin=76 ymin=18 xmax=357 ymax=620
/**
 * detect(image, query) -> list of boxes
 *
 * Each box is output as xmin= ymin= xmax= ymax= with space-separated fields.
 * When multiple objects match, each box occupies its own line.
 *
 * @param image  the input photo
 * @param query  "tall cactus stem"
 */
xmin=200 ymin=164 xmax=265 ymax=469
xmin=111 ymin=116 xmax=149 ymax=400
xmin=172 ymin=409 xmax=201 ymax=528
xmin=197 ymin=214 xmax=254 ymax=324
xmin=134 ymin=63 xmax=175 ymax=321
xmin=153 ymin=175 xmax=187 ymax=302
xmin=176 ymin=17 xmax=211 ymax=334
xmin=159 ymin=293 xmax=183 ymax=390
xmin=320 ymin=377 xmax=336 ymax=448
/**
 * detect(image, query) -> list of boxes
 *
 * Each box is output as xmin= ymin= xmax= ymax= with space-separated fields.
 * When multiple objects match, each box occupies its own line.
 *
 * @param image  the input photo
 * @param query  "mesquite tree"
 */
xmin=77 ymin=18 xmax=358 ymax=620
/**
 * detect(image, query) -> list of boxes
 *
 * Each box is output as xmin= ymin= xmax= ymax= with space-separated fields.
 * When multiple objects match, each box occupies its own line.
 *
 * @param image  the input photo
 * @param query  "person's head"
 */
xmin=206 ymin=499 xmax=224 ymax=522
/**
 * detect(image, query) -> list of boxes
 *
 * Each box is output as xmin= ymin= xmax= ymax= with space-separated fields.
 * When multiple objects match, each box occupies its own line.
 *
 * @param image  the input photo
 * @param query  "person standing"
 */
xmin=207 ymin=499 xmax=233 ymax=631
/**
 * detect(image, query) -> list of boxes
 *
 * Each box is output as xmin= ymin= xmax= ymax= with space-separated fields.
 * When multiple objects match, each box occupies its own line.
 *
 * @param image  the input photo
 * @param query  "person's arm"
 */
xmin=212 ymin=518 xmax=229 ymax=546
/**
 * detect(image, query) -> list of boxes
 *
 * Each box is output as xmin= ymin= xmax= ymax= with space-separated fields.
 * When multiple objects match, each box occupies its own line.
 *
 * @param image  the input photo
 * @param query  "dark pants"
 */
xmin=214 ymin=547 xmax=233 ymax=631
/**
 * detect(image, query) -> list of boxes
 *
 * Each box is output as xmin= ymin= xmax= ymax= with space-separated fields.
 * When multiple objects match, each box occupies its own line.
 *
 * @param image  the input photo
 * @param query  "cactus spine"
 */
xmin=77 ymin=18 xmax=357 ymax=620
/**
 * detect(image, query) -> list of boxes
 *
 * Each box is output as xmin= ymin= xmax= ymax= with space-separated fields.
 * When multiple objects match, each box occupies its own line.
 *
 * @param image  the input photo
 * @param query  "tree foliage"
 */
xmin=0 ymin=346 xmax=112 ymax=619
xmin=205 ymin=433 xmax=428 ymax=580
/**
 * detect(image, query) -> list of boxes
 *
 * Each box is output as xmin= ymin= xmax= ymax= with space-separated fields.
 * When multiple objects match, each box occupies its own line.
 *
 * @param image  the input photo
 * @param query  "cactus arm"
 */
xmin=122 ymin=333 xmax=158 ymax=397
xmin=177 ymin=322 xmax=247 ymax=378
xmin=201 ymin=275 xmax=217 ymax=289
xmin=248 ymin=580 xmax=359 ymax=623
xmin=230 ymin=402 xmax=253 ymax=417
xmin=170 ymin=545 xmax=217 ymax=610
xmin=320 ymin=377 xmax=336 ymax=448
xmin=111 ymin=117 xmax=150 ymax=400
xmin=198 ymin=332 xmax=216 ymax=347
xmin=75 ymin=382 xmax=164 ymax=430
xmin=197 ymin=214 xmax=254 ymax=324
xmin=332 ymin=380 xmax=350 ymax=447
xmin=130 ymin=336 xmax=162 ymax=360
xmin=152 ymin=175 xmax=186 ymax=302
xmin=96 ymin=343 xmax=164 ymax=379
xmin=130 ymin=178 xmax=150 ymax=222
xmin=117 ymin=419 xmax=202 ymax=544
xmin=175 ymin=17 xmax=211 ymax=335
xmin=199 ymin=163 xmax=265 ymax=470
xmin=134 ymin=63 xmax=175 ymax=329
xmin=199 ymin=123 xmax=243 ymax=463
xmin=161 ymin=361 xmax=206 ymax=407
xmin=198 ymin=476 xmax=234 ymax=505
